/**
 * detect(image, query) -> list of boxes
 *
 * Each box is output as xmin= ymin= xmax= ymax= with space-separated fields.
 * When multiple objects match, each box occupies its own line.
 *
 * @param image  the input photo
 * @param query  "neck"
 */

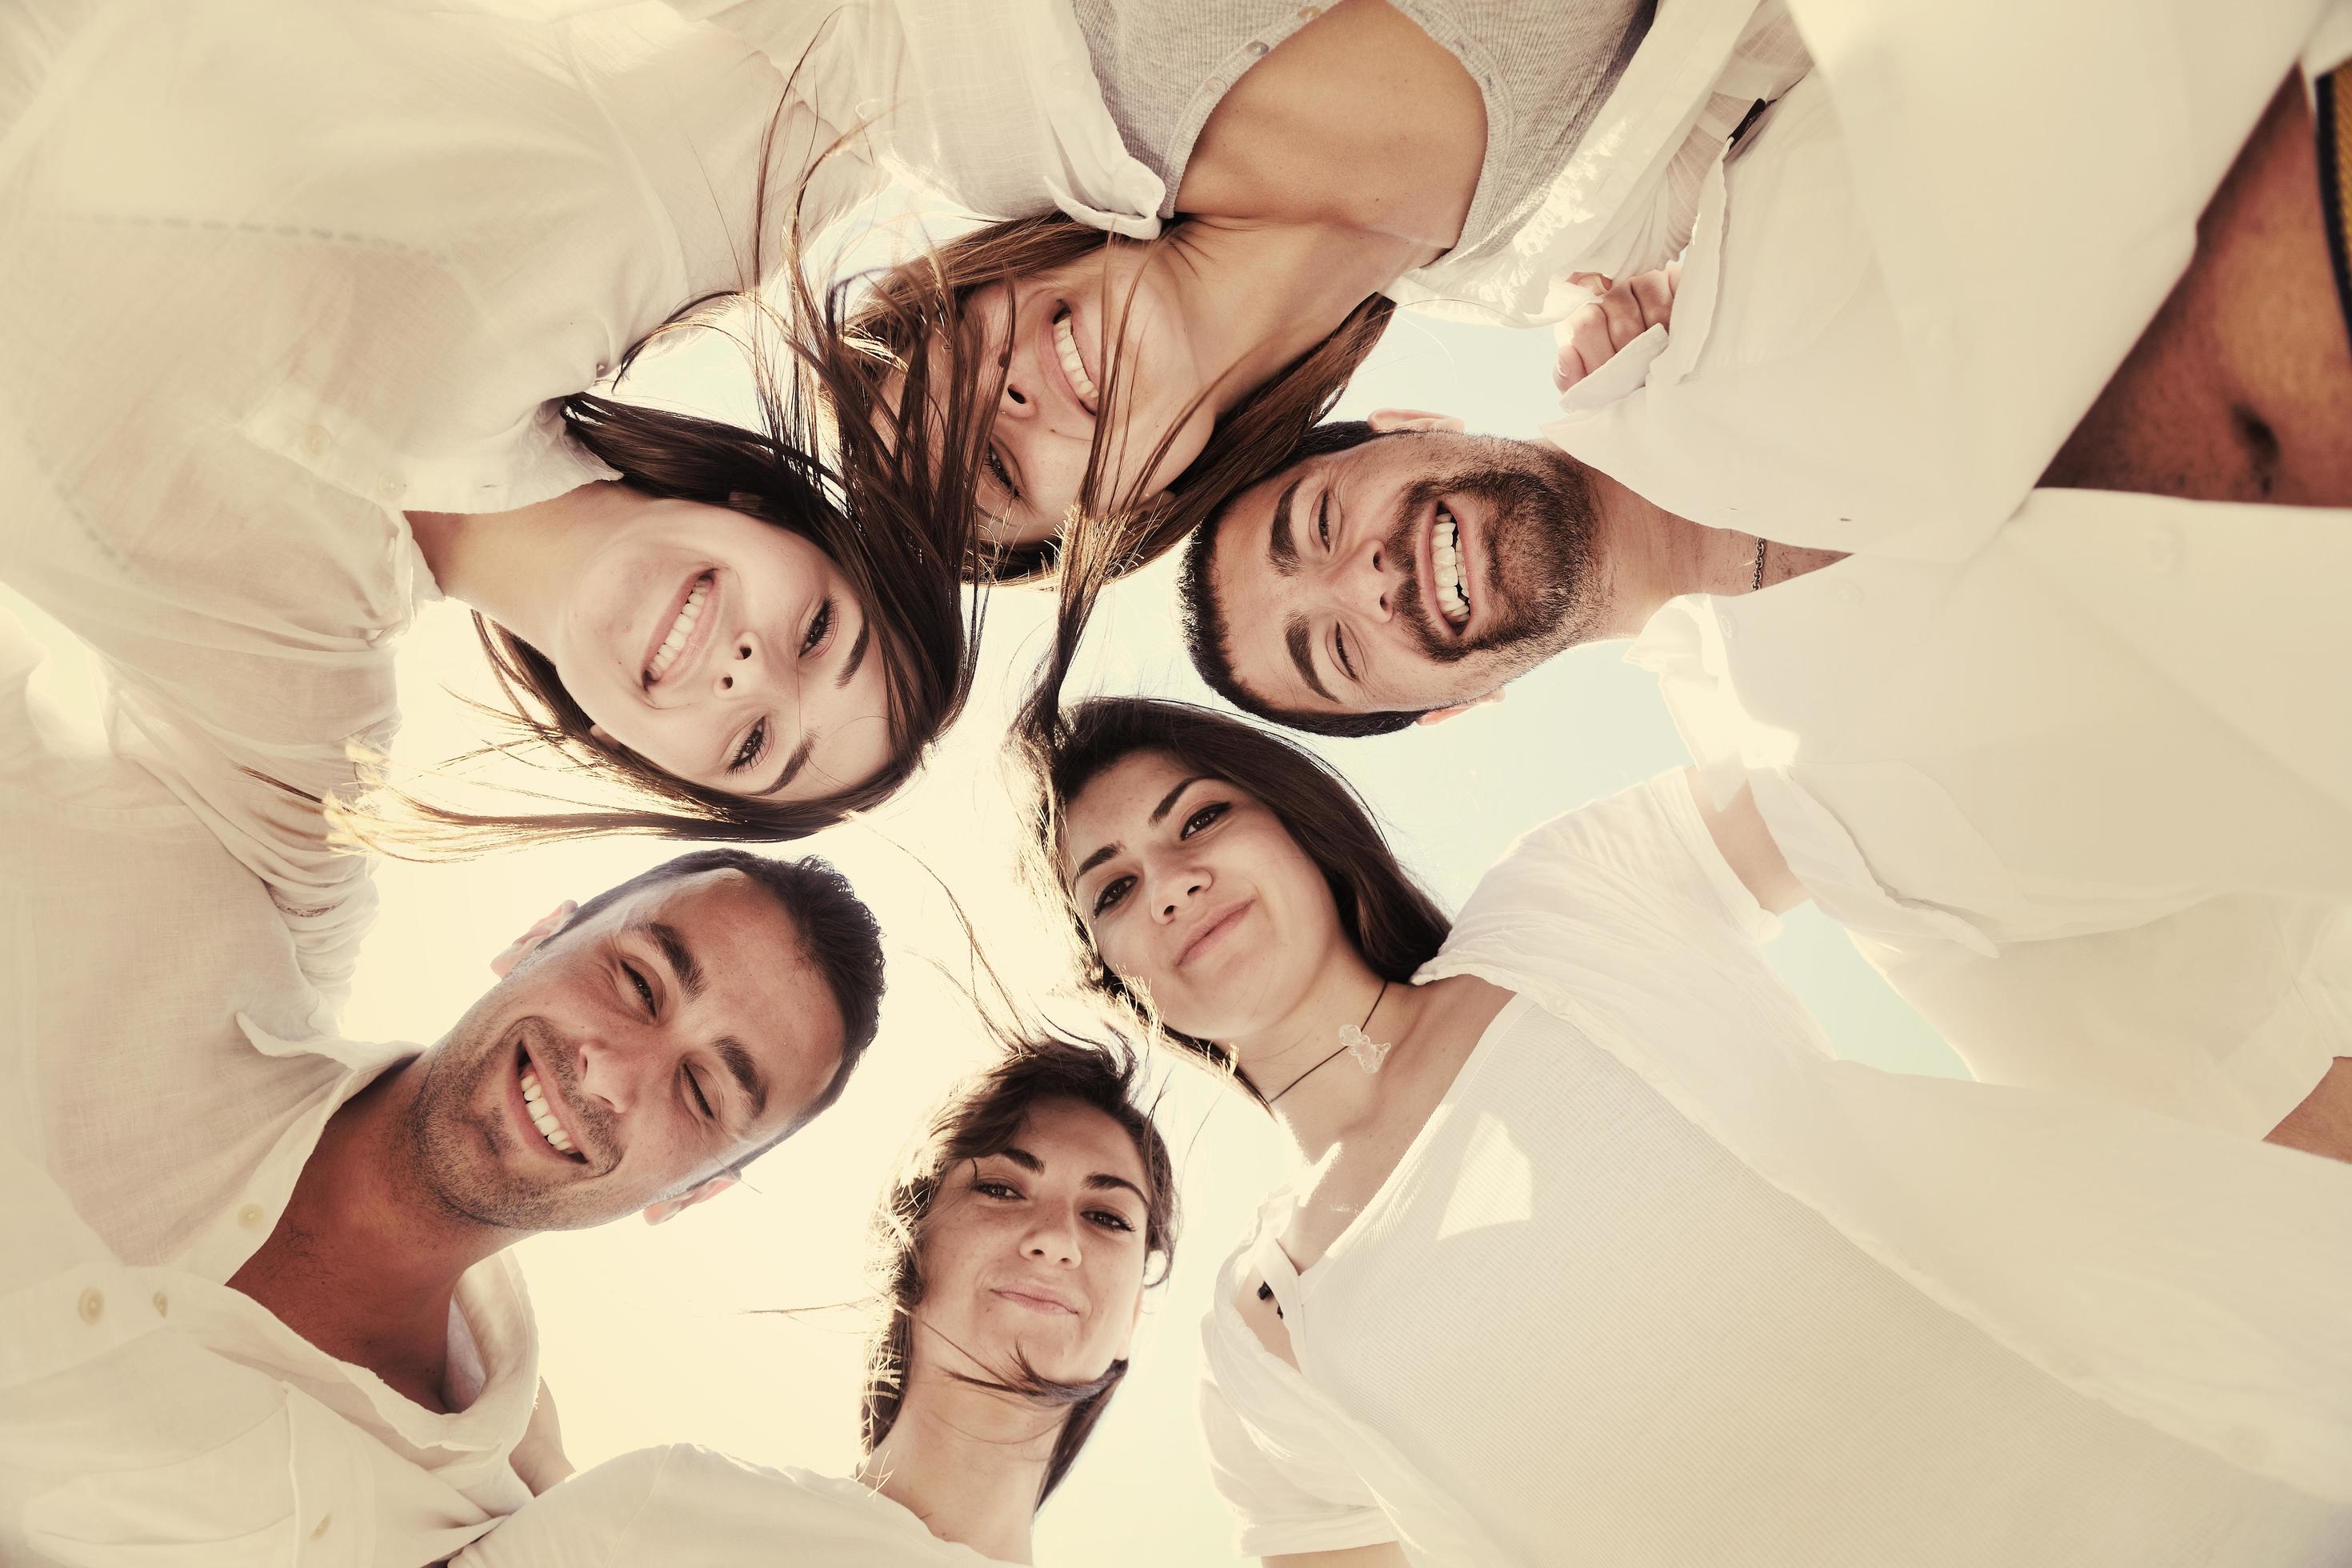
xmin=1154 ymin=219 xmax=1409 ymax=424
xmin=406 ymin=482 xmax=621 ymax=650
xmin=1582 ymin=470 xmax=1771 ymax=636
xmin=856 ymin=1378 xmax=1059 ymax=1564
xmin=1231 ymin=949 xmax=1430 ymax=1163
xmin=235 ymin=1058 xmax=518 ymax=1403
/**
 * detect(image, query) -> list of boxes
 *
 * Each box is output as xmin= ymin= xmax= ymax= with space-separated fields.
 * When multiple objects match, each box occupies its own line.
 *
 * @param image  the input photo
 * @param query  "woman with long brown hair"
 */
xmin=1014 ymin=695 xmax=2352 ymax=1566
xmin=454 ymin=1034 xmax=1178 ymax=1566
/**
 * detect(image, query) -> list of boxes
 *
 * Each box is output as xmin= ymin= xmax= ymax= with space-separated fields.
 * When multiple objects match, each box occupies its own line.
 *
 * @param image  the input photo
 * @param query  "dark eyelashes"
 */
xmin=623 ymin=962 xmax=654 ymax=1010
xmin=800 ymin=597 xmax=834 ymax=656
xmin=684 ymin=1068 xmax=714 ymax=1121
xmin=974 ymin=1177 xmax=1137 ymax=1233
xmin=1181 ymin=802 xmax=1229 ymax=836
xmin=1090 ymin=874 xmax=1134 ymax=917
xmin=729 ymin=719 xmax=766 ymax=774
xmin=986 ymin=446 xmax=1019 ymax=501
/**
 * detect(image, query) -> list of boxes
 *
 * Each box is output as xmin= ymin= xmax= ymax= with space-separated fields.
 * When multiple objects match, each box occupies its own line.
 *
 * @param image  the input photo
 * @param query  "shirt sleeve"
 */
xmin=1196 ymin=1364 xmax=1398 ymax=1559
xmin=453 ymin=1445 xmax=676 ymax=1568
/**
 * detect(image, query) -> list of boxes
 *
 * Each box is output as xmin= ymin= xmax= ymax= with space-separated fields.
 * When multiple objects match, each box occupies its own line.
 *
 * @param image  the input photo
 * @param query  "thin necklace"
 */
xmin=1750 ymin=534 xmax=1769 ymax=591
xmin=1266 ymin=980 xmax=1390 ymax=1106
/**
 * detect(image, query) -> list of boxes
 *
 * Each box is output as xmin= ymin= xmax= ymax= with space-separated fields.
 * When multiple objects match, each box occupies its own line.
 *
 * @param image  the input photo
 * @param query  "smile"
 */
xmin=994 ymin=1286 xmax=1081 ymax=1316
xmin=1431 ymin=510 xmax=1471 ymax=628
xmin=1050 ymin=305 xmax=1100 ymax=417
xmin=513 ymin=1042 xmax=588 ymax=1163
xmin=642 ymin=570 xmax=716 ymax=689
xmin=1178 ymin=899 xmax=1253 ymax=968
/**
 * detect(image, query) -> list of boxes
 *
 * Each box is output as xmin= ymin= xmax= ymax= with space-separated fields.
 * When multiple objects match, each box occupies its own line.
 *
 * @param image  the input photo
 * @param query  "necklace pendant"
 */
xmin=1338 ymin=1023 xmax=1392 ymax=1074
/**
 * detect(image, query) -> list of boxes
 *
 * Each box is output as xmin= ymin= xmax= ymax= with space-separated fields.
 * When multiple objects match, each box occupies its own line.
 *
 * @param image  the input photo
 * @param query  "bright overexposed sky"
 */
xmin=6 ymin=271 xmax=1961 ymax=1567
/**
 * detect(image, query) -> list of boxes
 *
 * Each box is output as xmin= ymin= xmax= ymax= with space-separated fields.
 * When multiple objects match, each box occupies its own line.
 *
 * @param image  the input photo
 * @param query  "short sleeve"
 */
xmin=1196 ymin=1362 xmax=1397 ymax=1559
xmin=454 ymin=1445 xmax=678 ymax=1568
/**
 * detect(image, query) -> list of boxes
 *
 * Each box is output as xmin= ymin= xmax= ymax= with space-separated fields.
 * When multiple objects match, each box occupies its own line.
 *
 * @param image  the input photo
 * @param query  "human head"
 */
xmin=1181 ymin=412 xmax=1606 ymax=734
xmin=844 ymin=211 xmax=1394 ymax=586
xmin=402 ymin=847 xmax=886 ymax=1232
xmin=860 ymin=1035 xmax=1177 ymax=1505
xmin=1010 ymin=698 xmax=1449 ymax=1101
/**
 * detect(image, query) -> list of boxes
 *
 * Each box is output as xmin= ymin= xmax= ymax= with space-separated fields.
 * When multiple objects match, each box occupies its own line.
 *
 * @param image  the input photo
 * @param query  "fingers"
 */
xmin=1553 ymin=303 xmax=1622 ymax=390
xmin=1627 ymin=265 xmax=1678 ymax=331
xmin=1551 ymin=265 xmax=1683 ymax=391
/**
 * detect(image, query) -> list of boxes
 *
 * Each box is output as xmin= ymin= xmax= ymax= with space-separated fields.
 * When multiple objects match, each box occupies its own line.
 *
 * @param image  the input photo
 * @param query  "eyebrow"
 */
xmin=714 ymin=1037 xmax=770 ymax=1118
xmin=644 ymin=921 xmax=706 ymax=1001
xmin=834 ymin=615 xmax=872 ymax=690
xmin=757 ymin=734 xmax=818 ymax=798
xmin=1068 ymin=774 xmax=1211 ymax=885
xmin=1267 ymin=476 xmax=1302 ymax=575
xmin=998 ymin=1145 xmax=1151 ymax=1206
xmin=1284 ymin=618 xmax=1334 ymax=702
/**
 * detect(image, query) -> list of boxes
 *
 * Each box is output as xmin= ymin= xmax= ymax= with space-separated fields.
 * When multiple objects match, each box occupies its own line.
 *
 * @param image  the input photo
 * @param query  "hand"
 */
xmin=1552 ymin=262 xmax=1681 ymax=392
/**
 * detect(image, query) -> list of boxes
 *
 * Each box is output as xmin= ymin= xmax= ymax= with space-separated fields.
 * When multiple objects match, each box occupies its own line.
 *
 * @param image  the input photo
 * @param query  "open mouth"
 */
xmin=1428 ymin=506 xmax=1471 ymax=631
xmin=1050 ymin=305 xmax=1100 ymax=416
xmin=642 ymin=570 xmax=715 ymax=689
xmin=514 ymin=1042 xmax=587 ymax=1162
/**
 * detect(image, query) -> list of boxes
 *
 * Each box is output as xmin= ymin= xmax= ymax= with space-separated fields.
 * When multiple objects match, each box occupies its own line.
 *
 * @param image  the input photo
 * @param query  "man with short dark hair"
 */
xmin=0 ymin=613 xmax=886 ymax=1565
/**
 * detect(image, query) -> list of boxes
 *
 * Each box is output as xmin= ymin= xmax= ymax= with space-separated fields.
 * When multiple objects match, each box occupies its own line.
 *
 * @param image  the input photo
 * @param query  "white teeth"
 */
xmin=1433 ymin=517 xmax=1470 ymax=626
xmin=1053 ymin=310 xmax=1098 ymax=406
xmin=645 ymin=577 xmax=710 ymax=682
xmin=518 ymin=1066 xmax=577 ymax=1155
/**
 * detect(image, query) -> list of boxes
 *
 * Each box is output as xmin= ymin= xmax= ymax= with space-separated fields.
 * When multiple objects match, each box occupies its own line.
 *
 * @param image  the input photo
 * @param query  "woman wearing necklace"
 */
xmin=1014 ymin=696 xmax=2352 ymax=1567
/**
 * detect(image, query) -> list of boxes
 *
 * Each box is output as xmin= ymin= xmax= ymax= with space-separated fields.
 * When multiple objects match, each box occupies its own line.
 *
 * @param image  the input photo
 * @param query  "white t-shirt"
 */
xmin=1198 ymin=774 xmax=2352 ymax=1566
xmin=455 ymin=1446 xmax=1019 ymax=1567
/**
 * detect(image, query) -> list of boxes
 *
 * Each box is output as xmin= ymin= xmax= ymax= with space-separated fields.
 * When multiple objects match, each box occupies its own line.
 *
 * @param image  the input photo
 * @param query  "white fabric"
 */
xmin=454 ymin=1445 xmax=1017 ymax=1566
xmin=0 ymin=0 xmax=873 ymax=1003
xmin=1542 ymin=0 xmax=2334 ymax=553
xmin=1199 ymin=774 xmax=2352 ymax=1566
xmin=672 ymin=0 xmax=1810 ymax=325
xmin=1623 ymin=490 xmax=2352 ymax=1134
xmin=0 ymin=608 xmax=538 ymax=1568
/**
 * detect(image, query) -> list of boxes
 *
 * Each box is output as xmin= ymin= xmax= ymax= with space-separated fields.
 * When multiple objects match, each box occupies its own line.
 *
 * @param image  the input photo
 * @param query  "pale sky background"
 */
xmin=6 ymin=270 xmax=1962 ymax=1567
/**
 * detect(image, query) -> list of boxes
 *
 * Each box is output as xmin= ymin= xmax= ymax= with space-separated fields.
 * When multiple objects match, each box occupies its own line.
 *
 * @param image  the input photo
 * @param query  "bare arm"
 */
xmin=1268 ymin=1547 xmax=1413 ymax=1568
xmin=1683 ymin=768 xmax=1810 ymax=915
xmin=2265 ymin=1058 xmax=2352 ymax=1163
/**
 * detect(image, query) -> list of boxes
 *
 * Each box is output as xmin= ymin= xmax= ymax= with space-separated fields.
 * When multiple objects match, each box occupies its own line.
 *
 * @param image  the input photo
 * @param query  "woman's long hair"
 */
xmin=1009 ymin=697 xmax=1450 ymax=1105
xmin=861 ymin=1034 xmax=1178 ymax=1505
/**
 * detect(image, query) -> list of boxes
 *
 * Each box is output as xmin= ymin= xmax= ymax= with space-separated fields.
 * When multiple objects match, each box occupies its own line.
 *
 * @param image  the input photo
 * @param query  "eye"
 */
xmin=1087 ymin=1209 xmax=1137 ymax=1234
xmin=985 ymin=446 xmax=1021 ymax=502
xmin=1334 ymin=626 xmax=1356 ymax=683
xmin=974 ymin=1178 xmax=1022 ymax=1201
xmin=800 ymin=597 xmax=835 ymax=658
xmin=1316 ymin=490 xmax=1332 ymax=550
xmin=622 ymin=962 xmax=655 ymax=1014
xmin=1090 ymin=874 xmax=1136 ymax=918
xmin=1179 ymin=802 xmax=1229 ymax=838
xmin=729 ymin=718 xmax=767 ymax=774
xmin=684 ymin=1067 xmax=714 ymax=1121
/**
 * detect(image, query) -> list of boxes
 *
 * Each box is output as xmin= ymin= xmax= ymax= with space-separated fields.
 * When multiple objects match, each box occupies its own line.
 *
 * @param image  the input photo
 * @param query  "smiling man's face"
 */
xmin=1203 ymin=428 xmax=1600 ymax=720
xmin=400 ymin=867 xmax=847 ymax=1234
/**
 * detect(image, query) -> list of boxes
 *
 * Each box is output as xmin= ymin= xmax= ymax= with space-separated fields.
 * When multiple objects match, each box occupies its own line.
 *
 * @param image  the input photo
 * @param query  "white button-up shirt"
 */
xmin=1542 ymin=0 xmax=2343 ymax=548
xmin=670 ymin=0 xmax=1812 ymax=325
xmin=0 ymin=0 xmax=886 ymax=1004
xmin=1198 ymin=776 xmax=2352 ymax=1566
xmin=0 ymin=610 xmax=538 ymax=1568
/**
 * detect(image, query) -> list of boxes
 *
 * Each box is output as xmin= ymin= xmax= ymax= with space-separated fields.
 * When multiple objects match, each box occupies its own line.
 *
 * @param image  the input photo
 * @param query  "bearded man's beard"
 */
xmin=1382 ymin=456 xmax=1598 ymax=665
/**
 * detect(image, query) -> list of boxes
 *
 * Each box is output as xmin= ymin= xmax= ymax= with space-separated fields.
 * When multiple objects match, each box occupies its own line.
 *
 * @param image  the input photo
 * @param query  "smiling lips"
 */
xmin=1419 ymin=504 xmax=1472 ymax=637
xmin=1046 ymin=305 xmax=1100 ymax=418
xmin=642 ymin=570 xmax=716 ymax=688
xmin=994 ymin=1284 xmax=1082 ymax=1316
xmin=513 ymin=1040 xmax=589 ymax=1165
xmin=1178 ymin=900 xmax=1252 ymax=967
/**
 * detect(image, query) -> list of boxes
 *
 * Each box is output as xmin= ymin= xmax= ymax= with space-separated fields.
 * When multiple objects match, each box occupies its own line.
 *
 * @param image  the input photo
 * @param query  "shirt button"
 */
xmin=1205 ymin=76 xmax=1224 ymax=94
xmin=77 ymin=1288 xmax=104 ymax=1324
xmin=594 ymin=359 xmax=610 ymax=378
xmin=152 ymin=1290 xmax=170 ymax=1318
xmin=1246 ymin=40 xmax=1268 ymax=58
xmin=302 ymin=426 xmax=329 ymax=457
xmin=363 ymin=627 xmax=384 ymax=645
xmin=2142 ymin=523 xmax=2182 ymax=574
xmin=238 ymin=1203 xmax=266 ymax=1230
xmin=377 ymin=481 xmax=402 ymax=504
xmin=1298 ymin=4 xmax=1321 ymax=16
xmin=311 ymin=1512 xmax=334 ymax=1540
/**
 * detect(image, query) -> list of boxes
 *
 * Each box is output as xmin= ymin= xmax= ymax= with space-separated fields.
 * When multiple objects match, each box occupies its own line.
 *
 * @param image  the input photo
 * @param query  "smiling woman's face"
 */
xmin=539 ymin=496 xmax=897 ymax=803
xmin=1059 ymin=750 xmax=1344 ymax=1043
xmin=911 ymin=1097 xmax=1154 ymax=1388
xmin=943 ymin=241 xmax=1218 ymax=551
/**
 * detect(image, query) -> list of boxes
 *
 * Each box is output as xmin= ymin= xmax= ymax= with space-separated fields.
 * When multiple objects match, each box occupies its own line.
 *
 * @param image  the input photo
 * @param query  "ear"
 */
xmin=1411 ymin=688 xmax=1506 ymax=726
xmin=640 ymin=1170 xmax=739 ymax=1226
xmin=490 ymin=900 xmax=579 ymax=978
xmin=1365 ymin=408 xmax=1466 ymax=435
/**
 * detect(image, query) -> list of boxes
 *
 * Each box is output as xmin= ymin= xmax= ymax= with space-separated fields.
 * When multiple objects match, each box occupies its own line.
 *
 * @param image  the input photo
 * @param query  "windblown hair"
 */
xmin=342 ymin=82 xmax=985 ymax=855
xmin=1178 ymin=419 xmax=1426 ymax=737
xmin=859 ymin=1034 xmax=1178 ymax=1506
xmin=1008 ymin=696 xmax=1450 ymax=1105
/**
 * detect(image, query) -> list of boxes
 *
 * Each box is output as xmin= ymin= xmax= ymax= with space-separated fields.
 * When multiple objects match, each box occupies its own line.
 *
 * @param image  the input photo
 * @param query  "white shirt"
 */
xmin=670 ymin=0 xmax=1811 ymax=325
xmin=454 ymin=1446 xmax=1018 ymax=1567
xmin=0 ymin=610 xmax=538 ymax=1567
xmin=1198 ymin=775 xmax=2352 ymax=1567
xmin=1542 ymin=0 xmax=2342 ymax=548
xmin=0 ymin=0 xmax=873 ymax=1002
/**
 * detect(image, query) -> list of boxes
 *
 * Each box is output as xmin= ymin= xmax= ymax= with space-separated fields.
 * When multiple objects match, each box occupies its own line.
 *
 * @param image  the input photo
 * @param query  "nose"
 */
xmin=574 ymin=1031 xmax=653 ymax=1119
xmin=997 ymin=349 xmax=1038 ymax=424
xmin=1323 ymin=533 xmax=1394 ymax=625
xmin=1022 ymin=1206 xmax=1083 ymax=1267
xmin=1150 ymin=862 xmax=1211 ymax=922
